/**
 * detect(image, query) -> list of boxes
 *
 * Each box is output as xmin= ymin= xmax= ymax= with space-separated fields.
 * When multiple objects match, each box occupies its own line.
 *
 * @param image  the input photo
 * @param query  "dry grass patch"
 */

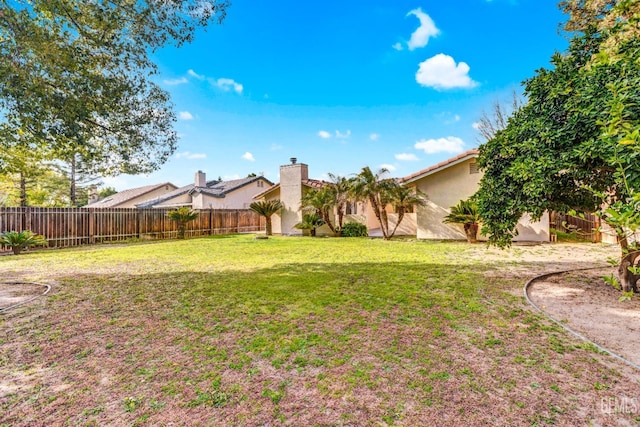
xmin=0 ymin=236 xmax=638 ymax=426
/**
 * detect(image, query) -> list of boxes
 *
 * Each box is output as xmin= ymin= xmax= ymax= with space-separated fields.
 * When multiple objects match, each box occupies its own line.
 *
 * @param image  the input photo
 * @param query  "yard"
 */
xmin=1 ymin=235 xmax=638 ymax=426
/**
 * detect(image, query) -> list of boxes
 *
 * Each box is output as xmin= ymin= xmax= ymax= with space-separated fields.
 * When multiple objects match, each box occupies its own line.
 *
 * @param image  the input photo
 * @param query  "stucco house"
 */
xmin=252 ymin=159 xmax=331 ymax=235
xmin=84 ymin=182 xmax=178 ymax=208
xmin=255 ymin=153 xmax=549 ymax=241
xmin=136 ymin=171 xmax=273 ymax=210
xmin=401 ymin=149 xmax=549 ymax=241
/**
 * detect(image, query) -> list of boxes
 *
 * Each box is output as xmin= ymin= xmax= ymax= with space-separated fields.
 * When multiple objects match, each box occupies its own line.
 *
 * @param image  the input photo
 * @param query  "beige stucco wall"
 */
xmin=263 ymin=187 xmax=283 ymax=235
xmin=147 ymin=191 xmax=192 ymax=208
xmin=196 ymin=178 xmax=271 ymax=210
xmin=279 ymin=163 xmax=308 ymax=236
xmin=412 ymin=157 xmax=549 ymax=242
xmin=513 ymin=213 xmax=550 ymax=242
xmin=414 ymin=159 xmax=482 ymax=240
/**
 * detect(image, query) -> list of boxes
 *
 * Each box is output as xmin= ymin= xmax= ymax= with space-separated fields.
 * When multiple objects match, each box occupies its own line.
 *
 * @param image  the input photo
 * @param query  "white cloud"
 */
xmin=175 ymin=151 xmax=207 ymax=160
xmin=242 ymin=152 xmax=255 ymax=162
xmin=318 ymin=130 xmax=332 ymax=139
xmin=178 ymin=111 xmax=194 ymax=120
xmin=414 ymin=136 xmax=465 ymax=154
xmin=188 ymin=69 xmax=205 ymax=80
xmin=335 ymin=130 xmax=351 ymax=139
xmin=407 ymin=8 xmax=440 ymax=50
xmin=395 ymin=153 xmax=420 ymax=161
xmin=370 ymin=133 xmax=380 ymax=141
xmin=472 ymin=122 xmax=481 ymax=130
xmin=213 ymin=78 xmax=244 ymax=94
xmin=392 ymin=42 xmax=403 ymax=51
xmin=270 ymin=143 xmax=283 ymax=151
xmin=380 ymin=163 xmax=397 ymax=172
xmin=163 ymin=77 xmax=188 ymax=85
xmin=416 ymin=54 xmax=478 ymax=90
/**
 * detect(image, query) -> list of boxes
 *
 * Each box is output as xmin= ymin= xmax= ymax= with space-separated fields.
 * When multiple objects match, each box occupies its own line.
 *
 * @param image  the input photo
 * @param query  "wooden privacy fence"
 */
xmin=0 ymin=207 xmax=265 ymax=251
xmin=550 ymin=211 xmax=601 ymax=243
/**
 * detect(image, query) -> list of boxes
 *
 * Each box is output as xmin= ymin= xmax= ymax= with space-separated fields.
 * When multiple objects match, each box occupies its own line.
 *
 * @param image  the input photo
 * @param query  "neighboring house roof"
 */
xmin=253 ymin=178 xmax=327 ymax=200
xmin=137 ymin=176 xmax=273 ymax=208
xmin=400 ymin=149 xmax=480 ymax=184
xmin=190 ymin=176 xmax=274 ymax=198
xmin=84 ymin=182 xmax=176 ymax=208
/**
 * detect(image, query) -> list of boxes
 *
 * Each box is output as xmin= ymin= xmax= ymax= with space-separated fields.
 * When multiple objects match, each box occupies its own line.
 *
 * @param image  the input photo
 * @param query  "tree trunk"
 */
xmin=177 ymin=223 xmax=186 ymax=239
xmin=12 ymin=246 xmax=22 ymax=255
xmin=19 ymin=172 xmax=27 ymax=207
xmin=464 ymin=223 xmax=479 ymax=243
xmin=369 ymin=195 xmax=388 ymax=239
xmin=389 ymin=210 xmax=405 ymax=239
xmin=265 ymin=217 xmax=272 ymax=236
xmin=69 ymin=156 xmax=77 ymax=207
xmin=310 ymin=228 xmax=316 ymax=237
xmin=618 ymin=250 xmax=640 ymax=293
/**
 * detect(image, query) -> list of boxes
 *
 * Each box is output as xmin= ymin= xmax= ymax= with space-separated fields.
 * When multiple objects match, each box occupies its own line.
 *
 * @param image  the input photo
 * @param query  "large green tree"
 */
xmin=477 ymin=1 xmax=640 ymax=292
xmin=0 ymin=0 xmax=230 ymax=175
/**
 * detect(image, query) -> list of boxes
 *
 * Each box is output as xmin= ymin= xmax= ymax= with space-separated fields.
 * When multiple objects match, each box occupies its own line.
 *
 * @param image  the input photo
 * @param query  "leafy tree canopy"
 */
xmin=477 ymin=1 xmax=640 ymax=291
xmin=0 ymin=0 xmax=230 ymax=175
xmin=477 ymin=0 xmax=640 ymax=249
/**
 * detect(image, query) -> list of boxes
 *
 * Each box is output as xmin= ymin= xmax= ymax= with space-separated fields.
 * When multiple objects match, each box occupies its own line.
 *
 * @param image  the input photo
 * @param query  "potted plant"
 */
xmin=0 ymin=230 xmax=48 ymax=255
xmin=443 ymin=199 xmax=481 ymax=243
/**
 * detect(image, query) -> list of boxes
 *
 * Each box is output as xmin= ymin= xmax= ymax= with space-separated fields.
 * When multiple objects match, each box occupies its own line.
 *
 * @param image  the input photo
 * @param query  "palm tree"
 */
xmin=443 ymin=199 xmax=482 ymax=243
xmin=300 ymin=187 xmax=338 ymax=235
xmin=0 ymin=230 xmax=48 ymax=255
xmin=294 ymin=213 xmax=325 ymax=236
xmin=249 ymin=199 xmax=283 ymax=236
xmin=167 ymin=207 xmax=199 ymax=239
xmin=351 ymin=166 xmax=396 ymax=239
xmin=388 ymin=185 xmax=428 ymax=239
xmin=326 ymin=173 xmax=352 ymax=234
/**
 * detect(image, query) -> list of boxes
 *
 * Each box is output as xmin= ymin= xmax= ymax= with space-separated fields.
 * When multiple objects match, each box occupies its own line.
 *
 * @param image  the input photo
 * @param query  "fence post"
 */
xmin=25 ymin=207 xmax=32 ymax=231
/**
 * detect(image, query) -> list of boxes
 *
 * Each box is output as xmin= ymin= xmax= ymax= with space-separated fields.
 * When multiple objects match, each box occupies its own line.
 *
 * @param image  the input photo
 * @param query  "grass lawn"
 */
xmin=0 ymin=235 xmax=637 ymax=426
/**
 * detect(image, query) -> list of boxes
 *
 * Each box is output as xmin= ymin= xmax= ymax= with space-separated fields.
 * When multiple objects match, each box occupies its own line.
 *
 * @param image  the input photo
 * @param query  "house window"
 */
xmin=257 ymin=181 xmax=264 ymax=188
xmin=469 ymin=162 xmax=479 ymax=174
xmin=345 ymin=201 xmax=357 ymax=215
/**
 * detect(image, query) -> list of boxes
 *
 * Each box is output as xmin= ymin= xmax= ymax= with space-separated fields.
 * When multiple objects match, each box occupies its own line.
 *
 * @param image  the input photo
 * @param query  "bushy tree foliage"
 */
xmin=249 ymin=200 xmax=283 ymax=236
xmin=0 ymin=0 xmax=230 ymax=176
xmin=477 ymin=1 xmax=640 ymax=291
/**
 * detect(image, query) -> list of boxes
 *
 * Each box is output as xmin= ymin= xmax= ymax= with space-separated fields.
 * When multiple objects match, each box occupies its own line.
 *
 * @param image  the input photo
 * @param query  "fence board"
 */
xmin=551 ymin=211 xmax=601 ymax=243
xmin=0 ymin=208 xmax=264 ymax=253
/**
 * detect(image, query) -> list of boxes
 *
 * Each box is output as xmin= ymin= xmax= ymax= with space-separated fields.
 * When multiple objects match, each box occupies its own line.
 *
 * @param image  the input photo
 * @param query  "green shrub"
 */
xmin=167 ymin=207 xmax=199 ymax=239
xmin=0 ymin=230 xmax=48 ymax=255
xmin=341 ymin=222 xmax=368 ymax=237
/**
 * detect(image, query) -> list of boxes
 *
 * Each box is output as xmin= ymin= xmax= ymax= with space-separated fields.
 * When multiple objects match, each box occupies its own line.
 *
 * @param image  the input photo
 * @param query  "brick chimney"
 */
xmin=195 ymin=170 xmax=206 ymax=187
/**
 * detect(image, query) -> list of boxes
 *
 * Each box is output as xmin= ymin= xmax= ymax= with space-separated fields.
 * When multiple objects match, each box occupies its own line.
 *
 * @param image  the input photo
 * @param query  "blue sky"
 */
xmin=105 ymin=0 xmax=568 ymax=190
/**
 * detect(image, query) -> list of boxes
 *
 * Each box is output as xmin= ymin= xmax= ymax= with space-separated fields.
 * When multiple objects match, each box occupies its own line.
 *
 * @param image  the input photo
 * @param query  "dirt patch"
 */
xmin=528 ymin=268 xmax=640 ymax=367
xmin=0 ymin=282 xmax=47 ymax=310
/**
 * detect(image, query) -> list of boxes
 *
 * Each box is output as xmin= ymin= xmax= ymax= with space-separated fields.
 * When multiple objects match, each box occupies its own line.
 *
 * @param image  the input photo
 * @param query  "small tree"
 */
xmin=250 ymin=200 xmax=283 ymax=236
xmin=443 ymin=199 xmax=481 ymax=243
xmin=387 ymin=185 xmax=428 ymax=239
xmin=167 ymin=207 xmax=198 ymax=239
xmin=294 ymin=213 xmax=325 ymax=237
xmin=300 ymin=187 xmax=338 ymax=236
xmin=0 ymin=230 xmax=47 ymax=255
